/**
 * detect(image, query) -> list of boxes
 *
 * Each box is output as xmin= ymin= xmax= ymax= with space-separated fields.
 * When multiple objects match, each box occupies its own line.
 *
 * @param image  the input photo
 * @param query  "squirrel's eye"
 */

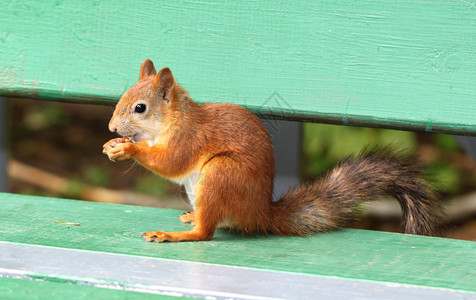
xmin=134 ymin=104 xmax=146 ymax=113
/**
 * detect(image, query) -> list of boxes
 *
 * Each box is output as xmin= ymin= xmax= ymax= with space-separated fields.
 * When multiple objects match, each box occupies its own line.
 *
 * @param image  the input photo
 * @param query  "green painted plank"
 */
xmin=0 ymin=277 xmax=192 ymax=300
xmin=3 ymin=242 xmax=472 ymax=299
xmin=0 ymin=1 xmax=475 ymax=135
xmin=0 ymin=193 xmax=475 ymax=292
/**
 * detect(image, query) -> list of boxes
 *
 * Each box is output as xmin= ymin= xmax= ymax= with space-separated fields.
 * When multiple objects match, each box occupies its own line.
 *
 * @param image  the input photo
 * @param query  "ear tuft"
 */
xmin=153 ymin=67 xmax=175 ymax=91
xmin=139 ymin=59 xmax=157 ymax=80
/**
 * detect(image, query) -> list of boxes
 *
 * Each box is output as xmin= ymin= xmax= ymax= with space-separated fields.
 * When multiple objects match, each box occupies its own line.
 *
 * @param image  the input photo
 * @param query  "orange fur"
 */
xmin=103 ymin=59 xmax=440 ymax=243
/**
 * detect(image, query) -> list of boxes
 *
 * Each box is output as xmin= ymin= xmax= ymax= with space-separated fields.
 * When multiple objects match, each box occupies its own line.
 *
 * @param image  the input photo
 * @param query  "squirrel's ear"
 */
xmin=153 ymin=67 xmax=175 ymax=93
xmin=139 ymin=59 xmax=157 ymax=80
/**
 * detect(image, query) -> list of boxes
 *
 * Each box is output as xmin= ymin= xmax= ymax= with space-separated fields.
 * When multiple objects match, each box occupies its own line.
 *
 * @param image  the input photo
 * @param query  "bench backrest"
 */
xmin=0 ymin=1 xmax=474 ymax=135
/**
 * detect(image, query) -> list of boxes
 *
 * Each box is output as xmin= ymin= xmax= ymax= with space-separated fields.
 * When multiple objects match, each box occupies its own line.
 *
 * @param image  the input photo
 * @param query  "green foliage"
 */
xmin=64 ymin=179 xmax=85 ymax=199
xmin=84 ymin=167 xmax=111 ymax=186
xmin=302 ymin=124 xmax=475 ymax=195
xmin=18 ymin=187 xmax=56 ymax=198
xmin=133 ymin=175 xmax=170 ymax=198
xmin=302 ymin=123 xmax=417 ymax=176
xmin=426 ymin=162 xmax=462 ymax=194
xmin=434 ymin=134 xmax=460 ymax=152
xmin=24 ymin=103 xmax=69 ymax=131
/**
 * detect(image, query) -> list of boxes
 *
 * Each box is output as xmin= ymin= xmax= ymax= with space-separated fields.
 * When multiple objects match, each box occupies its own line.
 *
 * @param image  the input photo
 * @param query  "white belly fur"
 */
xmin=171 ymin=170 xmax=234 ymax=229
xmin=170 ymin=170 xmax=200 ymax=208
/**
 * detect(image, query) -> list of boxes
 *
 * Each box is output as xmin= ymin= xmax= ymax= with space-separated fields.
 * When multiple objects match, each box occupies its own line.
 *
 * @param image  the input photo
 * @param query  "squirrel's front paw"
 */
xmin=103 ymin=137 xmax=132 ymax=150
xmin=102 ymin=138 xmax=134 ymax=161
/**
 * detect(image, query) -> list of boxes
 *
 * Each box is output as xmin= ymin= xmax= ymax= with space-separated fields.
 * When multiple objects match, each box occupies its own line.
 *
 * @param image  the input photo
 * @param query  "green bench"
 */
xmin=1 ymin=1 xmax=475 ymax=299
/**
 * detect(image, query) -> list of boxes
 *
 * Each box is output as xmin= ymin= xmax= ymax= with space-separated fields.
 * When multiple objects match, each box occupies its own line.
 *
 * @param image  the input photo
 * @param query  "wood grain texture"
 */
xmin=0 ymin=193 xmax=475 ymax=292
xmin=0 ymin=1 xmax=474 ymax=134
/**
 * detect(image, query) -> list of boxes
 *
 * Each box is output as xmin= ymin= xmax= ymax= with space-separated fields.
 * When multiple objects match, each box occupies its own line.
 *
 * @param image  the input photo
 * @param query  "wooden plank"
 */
xmin=0 ymin=193 xmax=475 ymax=293
xmin=1 ymin=242 xmax=471 ymax=300
xmin=0 ymin=1 xmax=475 ymax=135
xmin=0 ymin=277 xmax=191 ymax=300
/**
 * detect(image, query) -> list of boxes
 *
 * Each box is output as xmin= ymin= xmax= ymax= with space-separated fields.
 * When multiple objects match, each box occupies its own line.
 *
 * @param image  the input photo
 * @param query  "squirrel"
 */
xmin=103 ymin=59 xmax=441 ymax=243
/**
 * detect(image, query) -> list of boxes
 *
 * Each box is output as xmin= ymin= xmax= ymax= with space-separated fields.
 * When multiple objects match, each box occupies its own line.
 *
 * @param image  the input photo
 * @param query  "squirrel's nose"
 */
xmin=108 ymin=120 xmax=117 ymax=133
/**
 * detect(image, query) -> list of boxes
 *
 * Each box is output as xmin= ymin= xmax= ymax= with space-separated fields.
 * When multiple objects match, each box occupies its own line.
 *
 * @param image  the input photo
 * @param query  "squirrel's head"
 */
xmin=108 ymin=59 xmax=187 ymax=146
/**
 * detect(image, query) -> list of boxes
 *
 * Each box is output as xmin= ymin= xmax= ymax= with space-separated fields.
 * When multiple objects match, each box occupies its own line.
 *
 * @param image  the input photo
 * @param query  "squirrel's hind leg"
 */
xmin=140 ymin=209 xmax=217 ymax=242
xmin=140 ymin=226 xmax=211 ymax=243
xmin=141 ymin=186 xmax=221 ymax=242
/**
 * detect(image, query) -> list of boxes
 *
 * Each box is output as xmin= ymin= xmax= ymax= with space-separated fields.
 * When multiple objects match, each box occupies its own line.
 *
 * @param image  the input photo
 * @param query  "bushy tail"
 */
xmin=269 ymin=149 xmax=441 ymax=236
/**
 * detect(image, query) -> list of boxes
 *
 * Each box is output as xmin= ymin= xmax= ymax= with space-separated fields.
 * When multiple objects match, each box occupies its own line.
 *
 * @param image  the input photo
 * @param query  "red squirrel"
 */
xmin=103 ymin=59 xmax=440 ymax=242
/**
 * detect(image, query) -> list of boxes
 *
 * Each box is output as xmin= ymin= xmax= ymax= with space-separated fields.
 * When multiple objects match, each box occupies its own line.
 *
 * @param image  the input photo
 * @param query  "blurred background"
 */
xmin=4 ymin=97 xmax=476 ymax=240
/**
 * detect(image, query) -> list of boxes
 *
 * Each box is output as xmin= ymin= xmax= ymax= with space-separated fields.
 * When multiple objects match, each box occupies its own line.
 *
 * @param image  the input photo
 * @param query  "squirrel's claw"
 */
xmin=102 ymin=146 xmax=116 ymax=162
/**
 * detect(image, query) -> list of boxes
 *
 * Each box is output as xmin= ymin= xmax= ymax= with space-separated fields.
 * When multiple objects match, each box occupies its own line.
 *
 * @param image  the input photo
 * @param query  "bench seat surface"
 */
xmin=0 ymin=192 xmax=474 ymax=299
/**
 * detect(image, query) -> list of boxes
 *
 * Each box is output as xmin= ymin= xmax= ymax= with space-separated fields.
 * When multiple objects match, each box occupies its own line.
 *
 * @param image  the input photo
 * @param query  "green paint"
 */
xmin=0 ymin=1 xmax=474 ymax=135
xmin=0 ymin=193 xmax=475 ymax=292
xmin=0 ymin=277 xmax=191 ymax=300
